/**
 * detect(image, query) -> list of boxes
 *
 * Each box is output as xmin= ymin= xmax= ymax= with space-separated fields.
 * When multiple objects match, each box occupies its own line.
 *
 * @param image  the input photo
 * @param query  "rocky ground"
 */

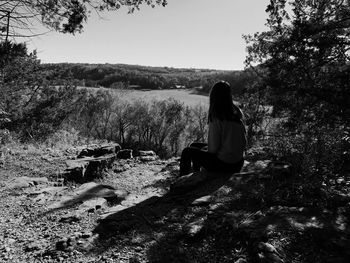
xmin=0 ymin=143 xmax=350 ymax=263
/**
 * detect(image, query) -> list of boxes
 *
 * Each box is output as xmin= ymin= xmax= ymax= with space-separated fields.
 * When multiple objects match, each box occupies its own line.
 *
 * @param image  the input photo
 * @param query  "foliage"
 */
xmin=262 ymin=123 xmax=347 ymax=179
xmin=0 ymin=42 xmax=42 ymax=122
xmin=245 ymin=0 xmax=350 ymax=125
xmin=17 ymin=85 xmax=79 ymax=139
xmin=244 ymin=0 xmax=350 ymax=178
xmin=66 ymin=88 xmax=211 ymax=158
xmin=0 ymin=0 xmax=168 ymax=39
xmin=41 ymin=62 xmax=255 ymax=94
xmin=0 ymin=41 xmax=80 ymax=140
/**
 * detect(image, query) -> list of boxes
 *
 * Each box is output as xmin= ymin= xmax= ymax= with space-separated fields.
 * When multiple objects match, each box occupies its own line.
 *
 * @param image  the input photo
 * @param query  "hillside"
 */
xmin=42 ymin=63 xmax=254 ymax=95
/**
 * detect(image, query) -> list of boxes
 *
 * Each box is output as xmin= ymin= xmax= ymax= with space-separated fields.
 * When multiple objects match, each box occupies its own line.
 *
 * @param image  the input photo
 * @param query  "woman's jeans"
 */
xmin=179 ymin=143 xmax=244 ymax=176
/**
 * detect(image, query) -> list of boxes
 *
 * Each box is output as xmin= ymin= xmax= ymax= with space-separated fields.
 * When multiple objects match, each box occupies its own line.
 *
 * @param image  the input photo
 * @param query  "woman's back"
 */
xmin=208 ymin=119 xmax=246 ymax=164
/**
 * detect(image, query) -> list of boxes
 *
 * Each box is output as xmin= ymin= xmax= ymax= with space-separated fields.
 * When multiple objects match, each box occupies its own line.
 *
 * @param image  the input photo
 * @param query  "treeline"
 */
xmin=66 ymin=89 xmax=209 ymax=158
xmin=42 ymin=63 xmax=255 ymax=95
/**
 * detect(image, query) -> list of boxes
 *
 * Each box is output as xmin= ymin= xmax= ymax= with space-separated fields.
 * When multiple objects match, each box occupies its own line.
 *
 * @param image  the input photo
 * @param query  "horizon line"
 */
xmin=40 ymin=61 xmax=244 ymax=72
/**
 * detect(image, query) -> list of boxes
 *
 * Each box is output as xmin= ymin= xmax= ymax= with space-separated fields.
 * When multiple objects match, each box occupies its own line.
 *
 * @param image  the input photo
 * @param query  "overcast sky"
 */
xmin=27 ymin=0 xmax=270 ymax=70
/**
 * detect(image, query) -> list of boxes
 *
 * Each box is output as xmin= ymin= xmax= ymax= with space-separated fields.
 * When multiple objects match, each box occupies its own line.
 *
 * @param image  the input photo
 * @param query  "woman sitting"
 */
xmin=179 ymin=81 xmax=246 ymax=176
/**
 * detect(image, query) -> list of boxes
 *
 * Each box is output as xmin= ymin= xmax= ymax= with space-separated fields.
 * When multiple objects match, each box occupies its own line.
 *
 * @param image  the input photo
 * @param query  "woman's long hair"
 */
xmin=208 ymin=81 xmax=243 ymax=123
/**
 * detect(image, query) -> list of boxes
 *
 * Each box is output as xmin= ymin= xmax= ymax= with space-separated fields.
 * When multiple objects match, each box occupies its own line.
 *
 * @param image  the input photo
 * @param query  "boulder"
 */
xmin=117 ymin=149 xmax=133 ymax=159
xmin=64 ymin=153 xmax=116 ymax=182
xmin=77 ymin=143 xmax=121 ymax=158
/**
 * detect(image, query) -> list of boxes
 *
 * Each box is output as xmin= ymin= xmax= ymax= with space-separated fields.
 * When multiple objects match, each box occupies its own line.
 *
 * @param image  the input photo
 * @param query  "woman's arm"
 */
xmin=208 ymin=120 xmax=221 ymax=154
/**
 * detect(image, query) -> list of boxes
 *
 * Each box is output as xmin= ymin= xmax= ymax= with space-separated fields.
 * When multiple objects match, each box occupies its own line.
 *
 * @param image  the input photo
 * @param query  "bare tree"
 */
xmin=0 ymin=0 xmax=168 ymax=40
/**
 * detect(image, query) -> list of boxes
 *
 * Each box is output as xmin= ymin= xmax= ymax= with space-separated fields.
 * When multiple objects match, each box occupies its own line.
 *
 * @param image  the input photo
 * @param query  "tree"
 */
xmin=0 ymin=0 xmax=168 ymax=40
xmin=244 ymin=0 xmax=350 ymax=177
xmin=0 ymin=42 xmax=42 ymax=120
xmin=245 ymin=0 xmax=350 ymax=126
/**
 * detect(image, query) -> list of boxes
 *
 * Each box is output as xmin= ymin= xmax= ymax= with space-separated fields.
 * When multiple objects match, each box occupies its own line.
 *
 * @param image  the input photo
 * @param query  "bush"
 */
xmin=261 ymin=123 xmax=347 ymax=180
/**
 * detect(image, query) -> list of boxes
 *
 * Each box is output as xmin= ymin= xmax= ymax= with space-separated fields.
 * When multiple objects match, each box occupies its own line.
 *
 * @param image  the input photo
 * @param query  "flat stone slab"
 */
xmin=7 ymin=176 xmax=49 ymax=189
xmin=77 ymin=143 xmax=121 ymax=158
xmin=64 ymin=154 xmax=116 ymax=182
xmin=74 ymin=182 xmax=128 ymax=200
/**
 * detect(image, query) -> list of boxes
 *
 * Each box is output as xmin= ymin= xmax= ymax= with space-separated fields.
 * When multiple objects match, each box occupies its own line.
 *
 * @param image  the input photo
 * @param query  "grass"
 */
xmin=79 ymin=87 xmax=209 ymax=107
xmin=117 ymin=88 xmax=209 ymax=107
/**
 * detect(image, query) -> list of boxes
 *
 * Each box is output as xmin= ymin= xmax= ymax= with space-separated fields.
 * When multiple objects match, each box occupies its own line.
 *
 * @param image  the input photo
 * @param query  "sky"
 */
xmin=27 ymin=0 xmax=270 ymax=70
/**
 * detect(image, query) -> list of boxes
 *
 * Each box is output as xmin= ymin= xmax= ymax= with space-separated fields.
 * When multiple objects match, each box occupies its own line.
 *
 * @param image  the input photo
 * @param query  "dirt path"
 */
xmin=1 ymin=145 xmax=350 ymax=262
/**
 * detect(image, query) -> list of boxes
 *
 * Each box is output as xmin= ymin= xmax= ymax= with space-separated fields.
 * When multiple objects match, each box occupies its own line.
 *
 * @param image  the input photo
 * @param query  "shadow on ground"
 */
xmin=90 ymin=172 xmax=350 ymax=263
xmin=40 ymin=184 xmax=126 ymax=216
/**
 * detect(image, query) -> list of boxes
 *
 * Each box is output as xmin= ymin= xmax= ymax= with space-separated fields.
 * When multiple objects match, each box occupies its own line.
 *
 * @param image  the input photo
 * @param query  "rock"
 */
xmin=78 ymin=197 xmax=108 ymax=213
xmin=28 ymin=186 xmax=68 ymax=197
xmin=75 ymin=182 xmax=128 ymax=201
xmin=33 ymin=193 xmax=48 ymax=205
xmin=191 ymin=195 xmax=212 ymax=206
xmin=139 ymin=150 xmax=156 ymax=156
xmin=138 ymin=151 xmax=158 ymax=162
xmin=120 ymin=193 xmax=157 ymax=207
xmin=48 ymin=183 xmax=126 ymax=210
xmin=241 ymin=160 xmax=272 ymax=173
xmin=100 ymin=205 xmax=127 ymax=219
xmin=139 ymin=156 xmax=157 ymax=162
xmin=64 ymin=153 xmax=116 ymax=182
xmin=170 ymin=171 xmax=208 ymax=192
xmin=209 ymin=202 xmax=226 ymax=212
xmin=117 ymin=149 xmax=133 ymax=159
xmin=7 ymin=176 xmax=49 ymax=189
xmin=258 ymin=242 xmax=279 ymax=254
xmin=48 ymin=195 xmax=77 ymax=210
xmin=76 ymin=182 xmax=99 ymax=192
xmin=183 ymin=218 xmax=205 ymax=241
xmin=104 ymin=189 xmax=128 ymax=203
xmin=257 ymin=242 xmax=283 ymax=263
xmin=77 ymin=143 xmax=121 ymax=158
